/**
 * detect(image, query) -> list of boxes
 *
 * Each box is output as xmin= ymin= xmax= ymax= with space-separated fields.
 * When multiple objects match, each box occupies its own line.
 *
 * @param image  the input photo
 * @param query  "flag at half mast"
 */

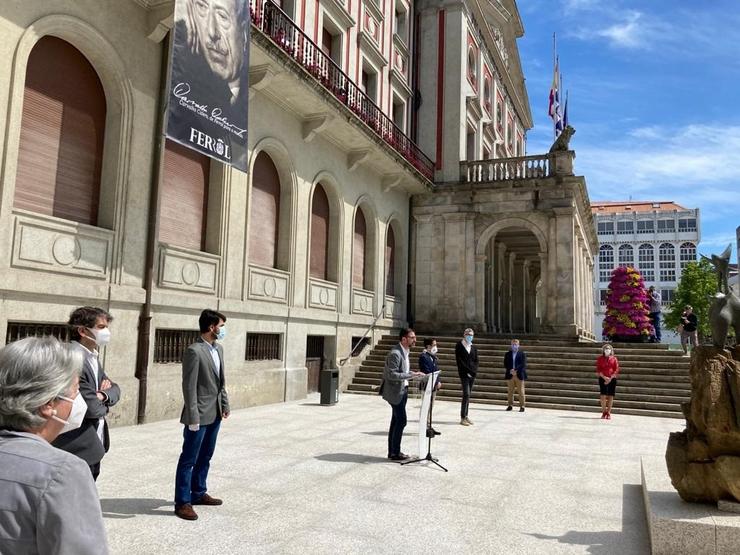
xmin=548 ymin=57 xmax=562 ymax=136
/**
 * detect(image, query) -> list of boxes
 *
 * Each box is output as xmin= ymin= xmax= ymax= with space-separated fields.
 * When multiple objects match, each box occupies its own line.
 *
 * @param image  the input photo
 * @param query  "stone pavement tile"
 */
xmin=98 ymin=394 xmax=678 ymax=554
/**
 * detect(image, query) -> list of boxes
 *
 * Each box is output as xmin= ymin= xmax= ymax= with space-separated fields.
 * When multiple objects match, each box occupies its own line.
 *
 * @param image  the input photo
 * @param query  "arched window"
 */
xmin=249 ymin=152 xmax=281 ymax=267
xmin=353 ymin=208 xmax=367 ymax=289
xmin=14 ymin=36 xmax=106 ymax=225
xmin=598 ymin=245 xmax=614 ymax=282
xmin=385 ymin=225 xmax=396 ymax=296
xmin=679 ymin=242 xmax=696 ymax=270
xmin=638 ymin=244 xmax=654 ymax=282
xmin=160 ymin=139 xmax=210 ymax=250
xmin=618 ymin=244 xmax=634 ymax=267
xmin=467 ymin=48 xmax=477 ymax=84
xmin=310 ymin=184 xmax=330 ymax=280
xmin=659 ymin=243 xmax=676 ymax=282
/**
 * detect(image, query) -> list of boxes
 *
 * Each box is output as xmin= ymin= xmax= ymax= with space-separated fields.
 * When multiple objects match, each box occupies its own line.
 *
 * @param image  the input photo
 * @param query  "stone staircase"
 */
xmin=346 ymin=335 xmax=691 ymax=418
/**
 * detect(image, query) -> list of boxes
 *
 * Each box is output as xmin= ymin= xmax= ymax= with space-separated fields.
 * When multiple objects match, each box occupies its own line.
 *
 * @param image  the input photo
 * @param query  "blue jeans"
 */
xmin=650 ymin=312 xmax=661 ymax=341
xmin=387 ymin=389 xmax=408 ymax=456
xmin=174 ymin=418 xmax=221 ymax=506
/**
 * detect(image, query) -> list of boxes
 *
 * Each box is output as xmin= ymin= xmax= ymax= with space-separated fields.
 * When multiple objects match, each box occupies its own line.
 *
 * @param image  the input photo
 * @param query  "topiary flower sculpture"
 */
xmin=603 ymin=266 xmax=654 ymax=342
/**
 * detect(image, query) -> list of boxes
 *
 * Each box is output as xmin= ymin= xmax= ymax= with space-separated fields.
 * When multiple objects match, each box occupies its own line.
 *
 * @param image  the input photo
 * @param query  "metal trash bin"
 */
xmin=320 ymin=368 xmax=339 ymax=405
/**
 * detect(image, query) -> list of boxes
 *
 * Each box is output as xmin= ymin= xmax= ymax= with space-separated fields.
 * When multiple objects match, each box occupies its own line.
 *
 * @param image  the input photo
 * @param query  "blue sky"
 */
xmin=517 ymin=0 xmax=740 ymax=262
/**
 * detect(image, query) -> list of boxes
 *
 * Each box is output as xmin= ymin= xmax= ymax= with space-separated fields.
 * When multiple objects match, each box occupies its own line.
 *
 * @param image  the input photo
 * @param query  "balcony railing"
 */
xmin=460 ymin=153 xmax=553 ymax=183
xmin=250 ymin=0 xmax=434 ymax=181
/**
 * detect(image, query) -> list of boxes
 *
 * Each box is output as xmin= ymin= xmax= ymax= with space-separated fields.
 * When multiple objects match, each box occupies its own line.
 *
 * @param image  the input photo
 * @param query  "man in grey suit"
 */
xmin=382 ymin=328 xmax=422 ymax=461
xmin=53 ymin=306 xmax=120 ymax=481
xmin=174 ymin=309 xmax=230 ymax=521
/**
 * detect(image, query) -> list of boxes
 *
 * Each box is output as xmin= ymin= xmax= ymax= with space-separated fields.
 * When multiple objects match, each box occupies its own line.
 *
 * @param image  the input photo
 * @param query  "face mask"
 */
xmin=465 ymin=335 xmax=474 ymax=344
xmin=604 ymin=349 xmax=612 ymax=356
xmin=215 ymin=327 xmax=226 ymax=341
xmin=430 ymin=346 xmax=438 ymax=355
xmin=52 ymin=394 xmax=87 ymax=433
xmin=88 ymin=327 xmax=111 ymax=347
xmin=511 ymin=344 xmax=519 ymax=352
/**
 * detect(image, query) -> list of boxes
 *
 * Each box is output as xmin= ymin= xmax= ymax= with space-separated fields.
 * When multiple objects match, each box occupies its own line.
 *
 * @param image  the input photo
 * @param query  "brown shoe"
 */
xmin=192 ymin=493 xmax=223 ymax=506
xmin=174 ymin=504 xmax=198 ymax=520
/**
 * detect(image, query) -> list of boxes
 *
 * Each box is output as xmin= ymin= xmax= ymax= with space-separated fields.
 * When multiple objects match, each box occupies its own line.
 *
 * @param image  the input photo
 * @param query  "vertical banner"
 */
xmin=166 ymin=0 xmax=250 ymax=172
xmin=418 ymin=371 xmax=439 ymax=458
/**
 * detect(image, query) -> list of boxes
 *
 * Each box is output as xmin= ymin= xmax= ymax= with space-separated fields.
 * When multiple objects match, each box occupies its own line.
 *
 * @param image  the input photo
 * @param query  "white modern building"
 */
xmin=592 ymin=201 xmax=700 ymax=343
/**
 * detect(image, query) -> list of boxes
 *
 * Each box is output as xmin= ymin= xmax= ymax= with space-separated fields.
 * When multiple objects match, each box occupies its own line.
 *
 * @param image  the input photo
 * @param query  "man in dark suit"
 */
xmin=382 ymin=328 xmax=421 ymax=461
xmin=504 ymin=339 xmax=527 ymax=412
xmin=53 ymin=306 xmax=120 ymax=481
xmin=174 ymin=309 xmax=230 ymax=521
xmin=455 ymin=328 xmax=479 ymax=426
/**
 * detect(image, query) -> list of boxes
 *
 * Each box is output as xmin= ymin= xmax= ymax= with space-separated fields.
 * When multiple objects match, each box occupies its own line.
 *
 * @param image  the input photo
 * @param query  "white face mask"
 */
xmin=89 ymin=327 xmax=111 ymax=347
xmin=52 ymin=394 xmax=87 ymax=433
xmin=604 ymin=349 xmax=613 ymax=356
xmin=430 ymin=346 xmax=438 ymax=355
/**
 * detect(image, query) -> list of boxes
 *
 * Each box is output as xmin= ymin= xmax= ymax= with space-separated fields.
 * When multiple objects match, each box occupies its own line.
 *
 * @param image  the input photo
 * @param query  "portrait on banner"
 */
xmin=166 ymin=0 xmax=249 ymax=171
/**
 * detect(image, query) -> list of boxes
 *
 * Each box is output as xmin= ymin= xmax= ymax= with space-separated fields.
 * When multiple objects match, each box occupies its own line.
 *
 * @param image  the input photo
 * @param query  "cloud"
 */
xmin=571 ymin=10 xmax=652 ymax=49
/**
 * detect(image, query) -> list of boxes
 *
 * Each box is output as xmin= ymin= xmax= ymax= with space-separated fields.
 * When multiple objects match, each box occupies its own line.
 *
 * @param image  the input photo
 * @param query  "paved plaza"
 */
xmin=98 ymin=393 xmax=681 ymax=554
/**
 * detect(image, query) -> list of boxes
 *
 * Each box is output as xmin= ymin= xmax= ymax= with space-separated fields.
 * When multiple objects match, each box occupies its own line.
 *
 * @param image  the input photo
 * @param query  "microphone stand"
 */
xmin=402 ymin=379 xmax=447 ymax=472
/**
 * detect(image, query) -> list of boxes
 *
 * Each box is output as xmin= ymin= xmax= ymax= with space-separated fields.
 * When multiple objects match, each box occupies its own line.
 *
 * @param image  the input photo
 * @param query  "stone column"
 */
xmin=538 ymin=252 xmax=548 ymax=327
xmin=573 ymin=240 xmax=582 ymax=334
xmin=506 ymin=252 xmax=516 ymax=332
xmin=551 ymin=207 xmax=578 ymax=336
xmin=512 ymin=258 xmax=526 ymax=332
xmin=522 ymin=260 xmax=531 ymax=332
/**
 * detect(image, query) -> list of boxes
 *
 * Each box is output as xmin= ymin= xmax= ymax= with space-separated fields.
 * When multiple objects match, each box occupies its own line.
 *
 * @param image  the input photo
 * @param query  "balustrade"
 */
xmin=250 ymin=0 xmax=434 ymax=180
xmin=460 ymin=154 xmax=553 ymax=183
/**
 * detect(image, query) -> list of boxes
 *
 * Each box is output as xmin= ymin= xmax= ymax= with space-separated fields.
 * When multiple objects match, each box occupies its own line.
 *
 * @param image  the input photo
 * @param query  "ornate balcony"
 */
xmin=250 ymin=0 xmax=434 ymax=181
xmin=460 ymin=151 xmax=575 ymax=183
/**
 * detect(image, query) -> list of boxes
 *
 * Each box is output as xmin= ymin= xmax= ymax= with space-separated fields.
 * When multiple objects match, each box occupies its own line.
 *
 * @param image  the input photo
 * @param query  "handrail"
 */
xmin=460 ymin=153 xmax=554 ymax=183
xmin=338 ymin=304 xmax=386 ymax=366
xmin=250 ymin=0 xmax=435 ymax=181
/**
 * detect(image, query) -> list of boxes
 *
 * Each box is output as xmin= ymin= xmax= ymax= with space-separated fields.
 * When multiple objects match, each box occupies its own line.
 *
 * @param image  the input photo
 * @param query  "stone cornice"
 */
xmin=358 ymin=31 xmax=388 ymax=68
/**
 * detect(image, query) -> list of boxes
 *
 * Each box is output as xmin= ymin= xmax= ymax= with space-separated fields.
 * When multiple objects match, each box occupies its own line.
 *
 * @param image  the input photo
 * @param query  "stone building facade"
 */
xmin=591 ymin=201 xmax=700 ymax=342
xmin=0 ymin=0 xmax=596 ymax=425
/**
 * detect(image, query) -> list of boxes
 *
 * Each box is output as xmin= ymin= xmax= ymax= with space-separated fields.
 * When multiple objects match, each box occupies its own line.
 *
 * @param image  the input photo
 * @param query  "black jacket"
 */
xmin=455 ymin=341 xmax=479 ymax=378
xmin=53 ymin=344 xmax=120 ymax=466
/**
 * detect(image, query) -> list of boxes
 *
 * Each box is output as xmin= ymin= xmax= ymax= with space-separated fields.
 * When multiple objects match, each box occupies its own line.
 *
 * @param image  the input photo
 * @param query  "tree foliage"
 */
xmin=664 ymin=259 xmax=717 ymax=339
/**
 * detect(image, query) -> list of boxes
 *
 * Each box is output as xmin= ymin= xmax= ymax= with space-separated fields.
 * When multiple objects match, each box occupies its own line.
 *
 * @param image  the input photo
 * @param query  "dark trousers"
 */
xmin=89 ymin=462 xmax=100 ymax=482
xmin=650 ymin=312 xmax=662 ymax=341
xmin=387 ymin=389 xmax=408 ymax=456
xmin=460 ymin=373 xmax=476 ymax=418
xmin=175 ymin=418 xmax=221 ymax=506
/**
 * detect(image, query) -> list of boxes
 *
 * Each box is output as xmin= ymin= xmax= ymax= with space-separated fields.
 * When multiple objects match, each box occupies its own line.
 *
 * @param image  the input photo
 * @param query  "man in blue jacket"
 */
xmin=504 ymin=339 xmax=527 ymax=412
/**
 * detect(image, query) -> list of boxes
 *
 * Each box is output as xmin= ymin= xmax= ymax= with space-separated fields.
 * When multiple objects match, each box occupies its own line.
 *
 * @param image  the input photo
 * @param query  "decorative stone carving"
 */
xmin=308 ymin=278 xmax=338 ymax=310
xmin=666 ymin=346 xmax=740 ymax=503
xmin=492 ymin=27 xmax=509 ymax=68
xmin=11 ymin=211 xmax=112 ymax=279
xmin=247 ymin=265 xmax=289 ymax=304
xmin=158 ymin=245 xmax=219 ymax=293
xmin=549 ymin=125 xmax=575 ymax=152
xmin=352 ymin=288 xmax=374 ymax=315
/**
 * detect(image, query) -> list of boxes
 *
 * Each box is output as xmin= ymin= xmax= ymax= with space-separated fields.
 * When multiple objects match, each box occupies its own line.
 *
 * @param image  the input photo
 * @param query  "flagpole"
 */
xmin=553 ymin=33 xmax=556 ymax=141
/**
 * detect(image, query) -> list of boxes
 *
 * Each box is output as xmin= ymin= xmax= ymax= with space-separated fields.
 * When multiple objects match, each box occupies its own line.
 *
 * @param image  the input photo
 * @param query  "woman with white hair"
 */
xmin=0 ymin=336 xmax=109 ymax=554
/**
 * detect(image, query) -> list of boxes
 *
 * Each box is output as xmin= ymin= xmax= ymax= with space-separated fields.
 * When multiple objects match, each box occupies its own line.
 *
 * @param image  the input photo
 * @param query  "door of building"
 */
xmin=306 ymin=335 xmax=324 ymax=393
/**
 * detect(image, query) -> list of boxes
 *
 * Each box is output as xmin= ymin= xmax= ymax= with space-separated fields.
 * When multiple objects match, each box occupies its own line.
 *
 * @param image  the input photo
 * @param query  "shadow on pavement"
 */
xmin=314 ymin=453 xmax=391 ymax=464
xmin=101 ymin=498 xmax=172 ymax=519
xmin=524 ymin=484 xmax=649 ymax=554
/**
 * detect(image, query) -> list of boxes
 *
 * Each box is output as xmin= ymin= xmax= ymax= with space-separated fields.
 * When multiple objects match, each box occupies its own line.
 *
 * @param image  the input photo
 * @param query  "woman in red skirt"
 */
xmin=596 ymin=343 xmax=620 ymax=419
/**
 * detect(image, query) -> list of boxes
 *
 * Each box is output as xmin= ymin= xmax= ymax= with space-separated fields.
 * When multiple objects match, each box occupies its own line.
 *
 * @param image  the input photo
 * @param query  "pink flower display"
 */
xmin=602 ymin=266 xmax=654 ymax=341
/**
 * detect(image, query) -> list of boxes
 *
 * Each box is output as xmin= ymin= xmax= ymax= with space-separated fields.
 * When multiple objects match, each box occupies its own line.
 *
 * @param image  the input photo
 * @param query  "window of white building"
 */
xmin=679 ymin=242 xmax=696 ymax=269
xmin=659 ymin=243 xmax=675 ymax=282
xmin=597 ymin=221 xmax=614 ymax=235
xmin=678 ymin=218 xmax=697 ymax=232
xmin=617 ymin=220 xmax=633 ymax=234
xmin=599 ymin=289 xmax=608 ymax=305
xmin=618 ymin=244 xmax=634 ymax=267
xmin=661 ymin=289 xmax=675 ymax=304
xmin=599 ymin=245 xmax=614 ymax=282
xmin=657 ymin=219 xmax=675 ymax=232
xmin=637 ymin=220 xmax=654 ymax=234
xmin=638 ymin=243 xmax=654 ymax=282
